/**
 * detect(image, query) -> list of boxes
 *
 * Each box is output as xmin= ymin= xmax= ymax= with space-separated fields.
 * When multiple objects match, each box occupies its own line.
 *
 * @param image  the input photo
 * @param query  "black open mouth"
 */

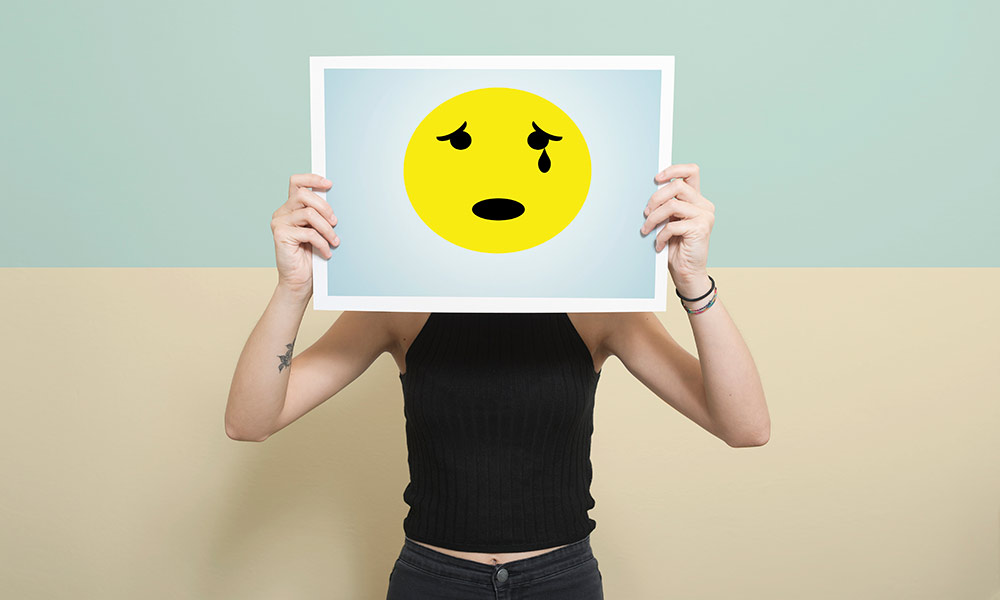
xmin=472 ymin=198 xmax=525 ymax=221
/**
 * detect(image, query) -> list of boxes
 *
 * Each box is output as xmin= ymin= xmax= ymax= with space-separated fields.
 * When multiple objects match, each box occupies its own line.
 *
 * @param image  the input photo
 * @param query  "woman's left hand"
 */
xmin=639 ymin=163 xmax=715 ymax=297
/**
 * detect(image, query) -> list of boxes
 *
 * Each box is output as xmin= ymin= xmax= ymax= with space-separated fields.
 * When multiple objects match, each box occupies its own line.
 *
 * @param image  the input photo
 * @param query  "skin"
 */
xmin=225 ymin=167 xmax=770 ymax=567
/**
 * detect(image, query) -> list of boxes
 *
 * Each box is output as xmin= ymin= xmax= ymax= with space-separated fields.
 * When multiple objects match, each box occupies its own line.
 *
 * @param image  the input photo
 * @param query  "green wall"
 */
xmin=2 ymin=0 xmax=997 ymax=266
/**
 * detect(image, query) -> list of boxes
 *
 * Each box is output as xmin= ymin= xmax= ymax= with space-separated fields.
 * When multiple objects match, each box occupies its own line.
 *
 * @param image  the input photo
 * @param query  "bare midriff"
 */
xmin=408 ymin=538 xmax=570 ymax=565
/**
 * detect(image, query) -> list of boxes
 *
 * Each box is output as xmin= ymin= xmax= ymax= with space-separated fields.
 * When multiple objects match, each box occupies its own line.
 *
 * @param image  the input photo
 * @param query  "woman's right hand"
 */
xmin=271 ymin=173 xmax=340 ymax=296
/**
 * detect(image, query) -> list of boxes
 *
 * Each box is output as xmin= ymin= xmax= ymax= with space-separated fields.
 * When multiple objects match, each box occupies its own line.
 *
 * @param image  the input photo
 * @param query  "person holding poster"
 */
xmin=225 ymin=164 xmax=768 ymax=599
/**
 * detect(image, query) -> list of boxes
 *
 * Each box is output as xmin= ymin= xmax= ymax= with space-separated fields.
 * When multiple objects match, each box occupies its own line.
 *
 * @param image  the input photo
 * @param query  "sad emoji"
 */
xmin=403 ymin=87 xmax=592 ymax=254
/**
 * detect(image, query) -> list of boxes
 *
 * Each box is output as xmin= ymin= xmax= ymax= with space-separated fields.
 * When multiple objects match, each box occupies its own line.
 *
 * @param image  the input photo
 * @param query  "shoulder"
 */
xmin=379 ymin=311 xmax=407 ymax=349
xmin=579 ymin=312 xmax=660 ymax=359
xmin=567 ymin=312 xmax=650 ymax=358
xmin=331 ymin=310 xmax=397 ymax=349
xmin=383 ymin=311 xmax=433 ymax=351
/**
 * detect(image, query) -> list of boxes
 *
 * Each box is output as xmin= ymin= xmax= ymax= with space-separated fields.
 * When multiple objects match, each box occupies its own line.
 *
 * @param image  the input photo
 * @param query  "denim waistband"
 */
xmin=397 ymin=535 xmax=594 ymax=587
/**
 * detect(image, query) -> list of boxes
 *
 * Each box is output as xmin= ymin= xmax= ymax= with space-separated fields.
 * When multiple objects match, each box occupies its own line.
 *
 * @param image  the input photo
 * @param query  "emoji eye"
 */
xmin=436 ymin=121 xmax=472 ymax=150
xmin=527 ymin=121 xmax=562 ymax=173
xmin=527 ymin=121 xmax=562 ymax=149
xmin=527 ymin=129 xmax=548 ymax=150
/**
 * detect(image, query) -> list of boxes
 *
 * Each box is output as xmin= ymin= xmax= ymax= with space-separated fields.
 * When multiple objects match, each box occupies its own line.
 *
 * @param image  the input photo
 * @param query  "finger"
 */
xmin=291 ymin=186 xmax=338 ymax=225
xmin=288 ymin=173 xmax=332 ymax=197
xmin=643 ymin=179 xmax=715 ymax=216
xmin=653 ymin=163 xmax=700 ymax=194
xmin=654 ymin=219 xmax=697 ymax=252
xmin=285 ymin=206 xmax=340 ymax=248
xmin=649 ymin=178 xmax=710 ymax=210
xmin=640 ymin=197 xmax=703 ymax=236
xmin=644 ymin=179 xmax=711 ymax=219
xmin=299 ymin=227 xmax=333 ymax=259
xmin=284 ymin=225 xmax=333 ymax=259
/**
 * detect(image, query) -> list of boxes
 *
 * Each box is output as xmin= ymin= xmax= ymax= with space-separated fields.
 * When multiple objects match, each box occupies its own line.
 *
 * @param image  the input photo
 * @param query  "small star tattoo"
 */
xmin=278 ymin=337 xmax=296 ymax=373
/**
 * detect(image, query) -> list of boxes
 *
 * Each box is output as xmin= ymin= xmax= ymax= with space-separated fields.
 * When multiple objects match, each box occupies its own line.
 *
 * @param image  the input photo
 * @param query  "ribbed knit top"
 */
xmin=397 ymin=312 xmax=601 ymax=552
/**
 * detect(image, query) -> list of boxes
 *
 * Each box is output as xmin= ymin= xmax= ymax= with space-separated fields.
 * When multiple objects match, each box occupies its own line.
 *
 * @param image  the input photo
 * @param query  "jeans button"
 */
xmin=495 ymin=567 xmax=508 ymax=583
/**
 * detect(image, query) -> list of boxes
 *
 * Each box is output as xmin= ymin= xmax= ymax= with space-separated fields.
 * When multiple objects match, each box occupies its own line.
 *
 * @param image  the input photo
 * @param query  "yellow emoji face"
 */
xmin=403 ymin=87 xmax=592 ymax=253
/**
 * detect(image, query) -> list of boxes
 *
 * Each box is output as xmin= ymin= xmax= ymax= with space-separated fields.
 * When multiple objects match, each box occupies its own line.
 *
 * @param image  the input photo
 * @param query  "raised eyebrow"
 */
xmin=531 ymin=121 xmax=562 ymax=141
xmin=436 ymin=121 xmax=468 ymax=140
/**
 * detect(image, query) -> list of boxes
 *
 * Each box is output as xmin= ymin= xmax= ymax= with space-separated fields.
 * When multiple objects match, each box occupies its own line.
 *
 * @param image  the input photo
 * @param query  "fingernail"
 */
xmin=322 ymin=178 xmax=331 ymax=185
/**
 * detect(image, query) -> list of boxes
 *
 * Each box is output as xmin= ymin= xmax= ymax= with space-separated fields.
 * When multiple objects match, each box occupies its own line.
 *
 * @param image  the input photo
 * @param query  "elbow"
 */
xmin=724 ymin=396 xmax=770 ymax=447
xmin=729 ymin=432 xmax=769 ymax=448
xmin=225 ymin=417 xmax=270 ymax=443
xmin=726 ymin=423 xmax=770 ymax=448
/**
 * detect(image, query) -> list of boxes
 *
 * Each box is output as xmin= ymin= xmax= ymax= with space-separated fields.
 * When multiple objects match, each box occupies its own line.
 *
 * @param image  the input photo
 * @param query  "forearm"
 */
xmin=225 ymin=284 xmax=311 ymax=441
xmin=676 ymin=274 xmax=769 ymax=446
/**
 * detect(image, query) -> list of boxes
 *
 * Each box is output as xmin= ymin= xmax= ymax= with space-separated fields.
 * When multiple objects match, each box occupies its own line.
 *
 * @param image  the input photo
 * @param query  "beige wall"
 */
xmin=1 ymin=268 xmax=997 ymax=599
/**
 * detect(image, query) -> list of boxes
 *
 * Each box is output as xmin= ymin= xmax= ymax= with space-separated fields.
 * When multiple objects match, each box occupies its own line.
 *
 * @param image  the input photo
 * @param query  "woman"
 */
xmin=225 ymin=163 xmax=769 ymax=599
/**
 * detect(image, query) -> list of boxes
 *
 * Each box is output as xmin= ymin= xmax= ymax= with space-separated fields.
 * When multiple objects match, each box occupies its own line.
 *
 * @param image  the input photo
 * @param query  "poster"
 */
xmin=310 ymin=55 xmax=674 ymax=313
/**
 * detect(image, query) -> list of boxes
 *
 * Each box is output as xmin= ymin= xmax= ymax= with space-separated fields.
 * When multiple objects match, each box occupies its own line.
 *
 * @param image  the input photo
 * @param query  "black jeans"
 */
xmin=385 ymin=535 xmax=604 ymax=599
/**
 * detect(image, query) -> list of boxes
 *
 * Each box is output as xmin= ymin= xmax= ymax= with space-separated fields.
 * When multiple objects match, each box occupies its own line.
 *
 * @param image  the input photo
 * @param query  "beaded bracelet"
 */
xmin=681 ymin=286 xmax=718 ymax=314
xmin=676 ymin=274 xmax=718 ymax=315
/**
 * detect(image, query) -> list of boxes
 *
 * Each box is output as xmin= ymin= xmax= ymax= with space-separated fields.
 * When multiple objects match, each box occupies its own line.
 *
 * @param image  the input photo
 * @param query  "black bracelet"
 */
xmin=675 ymin=274 xmax=715 ymax=303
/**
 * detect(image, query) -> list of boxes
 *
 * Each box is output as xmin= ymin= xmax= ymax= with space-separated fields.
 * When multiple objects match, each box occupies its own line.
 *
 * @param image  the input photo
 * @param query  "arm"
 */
xmin=225 ymin=170 xmax=338 ymax=442
xmin=225 ymin=172 xmax=392 ymax=442
xmin=680 ymin=276 xmax=769 ymax=446
xmin=607 ymin=306 xmax=768 ymax=447
xmin=624 ymin=162 xmax=769 ymax=447
xmin=224 ymin=284 xmax=311 ymax=441
xmin=224 ymin=292 xmax=394 ymax=442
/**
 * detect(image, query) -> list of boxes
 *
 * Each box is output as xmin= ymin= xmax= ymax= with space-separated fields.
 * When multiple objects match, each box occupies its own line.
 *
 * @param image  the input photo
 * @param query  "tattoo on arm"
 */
xmin=277 ymin=336 xmax=296 ymax=373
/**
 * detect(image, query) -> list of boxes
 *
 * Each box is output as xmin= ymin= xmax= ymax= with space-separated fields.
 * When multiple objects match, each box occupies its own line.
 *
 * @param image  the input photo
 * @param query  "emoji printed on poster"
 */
xmin=403 ymin=87 xmax=592 ymax=254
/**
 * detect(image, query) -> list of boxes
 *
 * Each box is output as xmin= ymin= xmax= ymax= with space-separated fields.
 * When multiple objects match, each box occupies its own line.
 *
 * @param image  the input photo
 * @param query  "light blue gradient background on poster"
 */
xmin=323 ymin=68 xmax=662 ymax=298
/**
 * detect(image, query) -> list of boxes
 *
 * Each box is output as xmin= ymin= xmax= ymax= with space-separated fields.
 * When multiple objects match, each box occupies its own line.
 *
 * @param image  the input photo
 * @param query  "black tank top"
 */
xmin=398 ymin=312 xmax=602 ymax=552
